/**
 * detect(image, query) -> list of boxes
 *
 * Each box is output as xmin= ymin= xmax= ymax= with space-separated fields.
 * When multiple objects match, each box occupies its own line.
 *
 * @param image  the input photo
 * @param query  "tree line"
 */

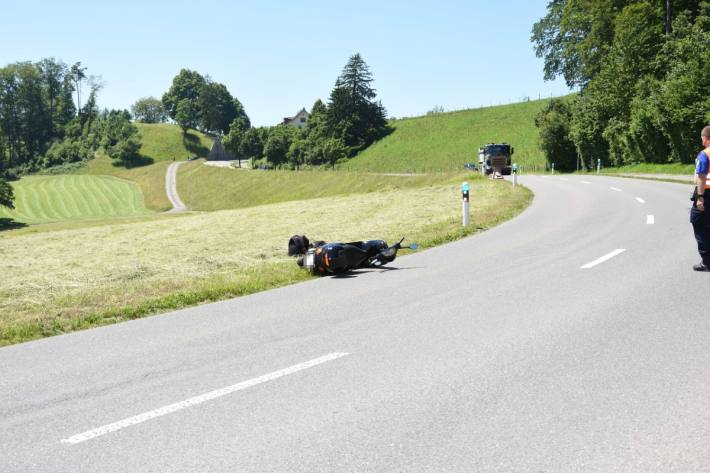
xmin=0 ymin=53 xmax=390 ymax=209
xmin=0 ymin=59 xmax=142 ymax=209
xmin=533 ymin=0 xmax=710 ymax=171
xmin=136 ymin=53 xmax=390 ymax=169
xmin=222 ymin=53 xmax=391 ymax=169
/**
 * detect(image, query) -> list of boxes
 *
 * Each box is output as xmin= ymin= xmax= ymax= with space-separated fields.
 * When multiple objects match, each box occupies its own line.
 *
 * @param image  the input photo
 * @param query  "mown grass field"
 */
xmin=0 ymin=175 xmax=151 ymax=224
xmin=342 ymin=98 xmax=551 ymax=173
xmin=178 ymin=160 xmax=462 ymax=211
xmin=75 ymin=124 xmax=213 ymax=211
xmin=80 ymin=153 xmax=172 ymax=211
xmin=0 ymin=175 xmax=532 ymax=345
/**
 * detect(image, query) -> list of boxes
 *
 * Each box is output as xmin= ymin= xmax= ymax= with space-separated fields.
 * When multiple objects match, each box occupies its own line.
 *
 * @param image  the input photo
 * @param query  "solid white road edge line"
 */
xmin=647 ymin=215 xmax=655 ymax=224
xmin=580 ymin=249 xmax=626 ymax=269
xmin=610 ymin=187 xmax=622 ymax=192
xmin=61 ymin=352 xmax=350 ymax=445
xmin=636 ymin=197 xmax=646 ymax=203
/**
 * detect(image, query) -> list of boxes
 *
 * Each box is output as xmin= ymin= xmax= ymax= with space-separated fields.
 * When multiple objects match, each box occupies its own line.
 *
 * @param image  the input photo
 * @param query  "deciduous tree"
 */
xmin=131 ymin=97 xmax=167 ymax=123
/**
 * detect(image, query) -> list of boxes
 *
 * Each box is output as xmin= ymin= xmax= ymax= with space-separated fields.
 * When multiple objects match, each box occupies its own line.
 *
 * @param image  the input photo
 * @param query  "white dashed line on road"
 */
xmin=636 ymin=197 xmax=646 ymax=203
xmin=647 ymin=215 xmax=655 ymax=224
xmin=61 ymin=352 xmax=351 ymax=445
xmin=560 ymin=178 xmax=569 ymax=181
xmin=610 ymin=187 xmax=622 ymax=192
xmin=581 ymin=249 xmax=626 ymax=269
xmin=581 ymin=181 xmax=592 ymax=184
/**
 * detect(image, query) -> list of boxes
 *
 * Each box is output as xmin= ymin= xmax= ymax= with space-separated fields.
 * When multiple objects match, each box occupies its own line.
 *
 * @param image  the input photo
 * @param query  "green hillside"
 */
xmin=0 ymin=175 xmax=151 ymax=224
xmin=135 ymin=123 xmax=213 ymax=163
xmin=177 ymin=160 xmax=467 ymax=211
xmin=341 ymin=98 xmax=552 ymax=173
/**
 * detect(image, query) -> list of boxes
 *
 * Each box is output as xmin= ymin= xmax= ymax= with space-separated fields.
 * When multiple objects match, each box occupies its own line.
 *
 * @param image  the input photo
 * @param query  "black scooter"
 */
xmin=298 ymin=237 xmax=418 ymax=275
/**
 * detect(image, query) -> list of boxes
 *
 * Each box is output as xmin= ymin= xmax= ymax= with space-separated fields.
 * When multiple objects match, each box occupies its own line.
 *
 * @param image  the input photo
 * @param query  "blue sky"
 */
xmin=1 ymin=0 xmax=571 ymax=127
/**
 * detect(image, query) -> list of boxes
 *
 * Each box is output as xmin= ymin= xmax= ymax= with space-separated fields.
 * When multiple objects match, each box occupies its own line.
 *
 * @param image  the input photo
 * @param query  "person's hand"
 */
xmin=698 ymin=197 xmax=705 ymax=211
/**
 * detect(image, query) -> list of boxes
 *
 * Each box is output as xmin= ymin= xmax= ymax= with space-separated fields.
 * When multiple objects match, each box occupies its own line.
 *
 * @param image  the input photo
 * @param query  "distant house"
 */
xmin=282 ymin=108 xmax=309 ymax=128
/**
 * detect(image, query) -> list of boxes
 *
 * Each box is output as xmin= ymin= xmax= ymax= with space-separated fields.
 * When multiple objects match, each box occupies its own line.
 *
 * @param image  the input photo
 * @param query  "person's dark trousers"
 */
xmin=690 ymin=204 xmax=710 ymax=265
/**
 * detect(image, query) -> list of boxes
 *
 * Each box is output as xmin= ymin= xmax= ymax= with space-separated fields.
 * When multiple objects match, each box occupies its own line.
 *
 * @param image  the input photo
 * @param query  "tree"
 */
xmin=175 ymin=98 xmax=199 ymax=134
xmin=69 ymin=62 xmax=87 ymax=122
xmin=238 ymin=127 xmax=268 ymax=162
xmin=131 ymin=97 xmax=167 ymax=123
xmin=316 ymin=138 xmax=348 ymax=169
xmin=223 ymin=106 xmax=252 ymax=163
xmin=263 ymin=125 xmax=296 ymax=166
xmin=0 ymin=178 xmax=14 ymax=209
xmin=326 ymin=53 xmax=390 ymax=155
xmin=161 ymin=69 xmax=205 ymax=121
xmin=100 ymin=109 xmax=142 ymax=167
xmin=287 ymin=138 xmax=308 ymax=170
xmin=197 ymin=81 xmax=238 ymax=134
xmin=534 ymin=98 xmax=578 ymax=171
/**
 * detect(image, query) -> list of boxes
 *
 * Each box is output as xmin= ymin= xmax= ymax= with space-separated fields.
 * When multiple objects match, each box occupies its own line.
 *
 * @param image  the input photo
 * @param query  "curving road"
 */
xmin=165 ymin=161 xmax=188 ymax=212
xmin=2 ymin=175 xmax=710 ymax=472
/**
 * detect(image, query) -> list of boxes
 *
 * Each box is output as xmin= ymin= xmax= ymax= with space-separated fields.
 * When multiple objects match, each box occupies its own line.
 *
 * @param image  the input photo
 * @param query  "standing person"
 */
xmin=690 ymin=126 xmax=710 ymax=271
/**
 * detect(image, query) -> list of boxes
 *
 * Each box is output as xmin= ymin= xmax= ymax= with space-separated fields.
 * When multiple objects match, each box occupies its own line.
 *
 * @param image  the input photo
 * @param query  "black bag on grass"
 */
xmin=288 ymin=235 xmax=310 ymax=256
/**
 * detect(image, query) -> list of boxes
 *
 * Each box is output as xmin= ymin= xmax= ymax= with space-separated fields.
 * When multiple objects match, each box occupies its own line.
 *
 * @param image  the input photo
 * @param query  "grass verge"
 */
xmin=0 ymin=175 xmax=531 ymax=345
xmin=178 ymin=161 xmax=464 ymax=211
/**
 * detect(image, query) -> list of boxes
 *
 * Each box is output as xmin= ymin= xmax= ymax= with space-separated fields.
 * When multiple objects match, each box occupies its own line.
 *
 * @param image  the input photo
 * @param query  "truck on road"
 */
xmin=478 ymin=143 xmax=514 ymax=176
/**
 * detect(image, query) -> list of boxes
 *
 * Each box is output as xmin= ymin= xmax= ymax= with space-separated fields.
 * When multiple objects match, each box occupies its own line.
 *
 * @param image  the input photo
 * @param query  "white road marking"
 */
xmin=560 ymin=177 xmax=569 ymax=181
xmin=581 ymin=181 xmax=592 ymax=184
xmin=581 ymin=249 xmax=626 ymax=269
xmin=61 ymin=352 xmax=350 ymax=445
xmin=647 ymin=215 xmax=655 ymax=224
xmin=610 ymin=187 xmax=622 ymax=192
xmin=636 ymin=197 xmax=646 ymax=203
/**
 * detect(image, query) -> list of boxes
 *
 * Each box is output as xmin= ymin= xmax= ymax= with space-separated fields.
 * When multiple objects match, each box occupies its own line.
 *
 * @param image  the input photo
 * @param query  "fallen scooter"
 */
xmin=290 ymin=236 xmax=418 ymax=275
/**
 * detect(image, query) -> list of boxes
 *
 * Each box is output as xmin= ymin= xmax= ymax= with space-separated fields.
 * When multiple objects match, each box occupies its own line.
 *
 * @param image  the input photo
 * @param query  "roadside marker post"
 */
xmin=597 ymin=159 xmax=601 ymax=174
xmin=512 ymin=163 xmax=518 ymax=187
xmin=462 ymin=182 xmax=470 ymax=227
xmin=551 ymin=163 xmax=555 ymax=174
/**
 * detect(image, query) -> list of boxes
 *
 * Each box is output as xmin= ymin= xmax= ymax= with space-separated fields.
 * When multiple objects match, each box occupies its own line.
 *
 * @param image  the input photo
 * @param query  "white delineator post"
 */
xmin=551 ymin=163 xmax=555 ymax=174
xmin=597 ymin=158 xmax=601 ymax=174
xmin=462 ymin=182 xmax=470 ymax=227
xmin=512 ymin=163 xmax=518 ymax=187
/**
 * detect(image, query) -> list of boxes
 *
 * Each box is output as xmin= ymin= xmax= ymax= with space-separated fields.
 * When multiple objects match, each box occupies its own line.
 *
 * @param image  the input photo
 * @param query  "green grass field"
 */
xmin=0 ymin=175 xmax=532 ymax=345
xmin=80 ymin=154 xmax=172 ymax=211
xmin=135 ymin=123 xmax=213 ymax=163
xmin=341 ymin=99 xmax=551 ymax=173
xmin=74 ymin=124 xmax=213 ymax=212
xmin=178 ymin=160 xmax=463 ymax=211
xmin=0 ymin=175 xmax=151 ymax=224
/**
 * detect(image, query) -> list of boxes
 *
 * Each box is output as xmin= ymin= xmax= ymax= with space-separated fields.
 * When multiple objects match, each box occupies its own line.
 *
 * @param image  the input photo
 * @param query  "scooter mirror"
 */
xmin=409 ymin=243 xmax=418 ymax=250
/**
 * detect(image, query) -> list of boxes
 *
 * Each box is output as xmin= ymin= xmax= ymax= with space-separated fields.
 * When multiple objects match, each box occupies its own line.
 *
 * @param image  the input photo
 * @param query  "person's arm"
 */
xmin=696 ymin=152 xmax=708 ymax=211
xmin=696 ymin=173 xmax=706 ymax=211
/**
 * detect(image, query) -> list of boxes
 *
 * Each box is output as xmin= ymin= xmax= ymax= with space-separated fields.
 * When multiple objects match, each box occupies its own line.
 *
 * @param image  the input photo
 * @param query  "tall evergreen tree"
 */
xmin=326 ymin=53 xmax=390 ymax=155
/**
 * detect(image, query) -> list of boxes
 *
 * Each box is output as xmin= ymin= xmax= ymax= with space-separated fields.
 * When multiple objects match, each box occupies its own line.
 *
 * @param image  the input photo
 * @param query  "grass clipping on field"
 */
xmin=0 ymin=179 xmax=531 ymax=344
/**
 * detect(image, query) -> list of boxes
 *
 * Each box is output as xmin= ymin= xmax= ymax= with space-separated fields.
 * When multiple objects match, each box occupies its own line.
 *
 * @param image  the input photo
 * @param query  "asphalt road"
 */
xmin=2 ymin=175 xmax=710 ymax=473
xmin=165 ymin=162 xmax=187 ymax=212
